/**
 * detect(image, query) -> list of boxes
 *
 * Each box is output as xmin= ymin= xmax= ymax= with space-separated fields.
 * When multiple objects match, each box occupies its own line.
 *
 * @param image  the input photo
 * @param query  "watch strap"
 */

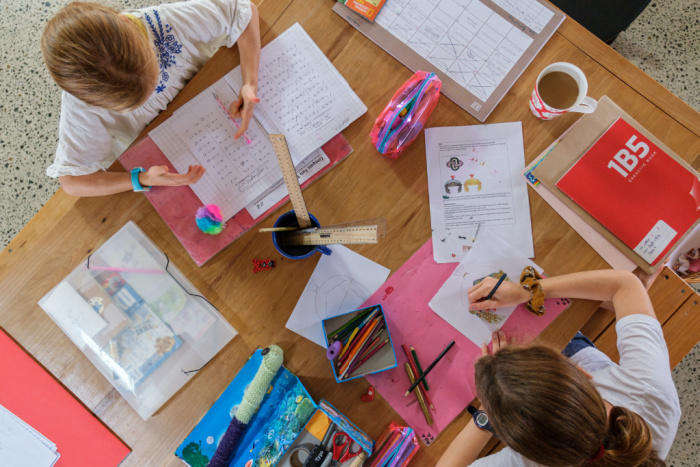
xmin=130 ymin=167 xmax=151 ymax=192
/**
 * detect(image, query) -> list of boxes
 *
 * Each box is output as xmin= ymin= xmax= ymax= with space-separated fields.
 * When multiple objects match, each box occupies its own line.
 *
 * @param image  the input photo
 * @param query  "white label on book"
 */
xmin=41 ymin=282 xmax=108 ymax=349
xmin=634 ymin=220 xmax=677 ymax=263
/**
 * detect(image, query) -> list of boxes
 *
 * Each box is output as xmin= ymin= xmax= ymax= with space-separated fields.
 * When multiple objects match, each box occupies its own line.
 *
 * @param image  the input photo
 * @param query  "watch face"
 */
xmin=476 ymin=412 xmax=489 ymax=426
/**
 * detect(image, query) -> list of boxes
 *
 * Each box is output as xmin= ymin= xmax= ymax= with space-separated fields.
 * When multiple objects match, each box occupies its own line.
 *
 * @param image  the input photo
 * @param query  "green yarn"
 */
xmin=237 ymin=345 xmax=284 ymax=424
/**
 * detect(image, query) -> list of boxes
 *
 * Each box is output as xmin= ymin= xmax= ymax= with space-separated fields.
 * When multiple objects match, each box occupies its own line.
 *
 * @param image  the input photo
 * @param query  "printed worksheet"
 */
xmin=225 ymin=23 xmax=367 ymax=163
xmin=334 ymin=0 xmax=564 ymax=121
xmin=426 ymin=122 xmax=533 ymax=263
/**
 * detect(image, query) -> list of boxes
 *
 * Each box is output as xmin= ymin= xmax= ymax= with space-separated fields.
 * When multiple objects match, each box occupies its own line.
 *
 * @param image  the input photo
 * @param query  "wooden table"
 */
xmin=1 ymin=1 xmax=698 ymax=465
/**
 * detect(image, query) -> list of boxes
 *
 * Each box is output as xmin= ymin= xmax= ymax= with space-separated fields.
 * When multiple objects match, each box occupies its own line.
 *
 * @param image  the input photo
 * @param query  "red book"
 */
xmin=0 ymin=329 xmax=130 ymax=467
xmin=556 ymin=118 xmax=700 ymax=265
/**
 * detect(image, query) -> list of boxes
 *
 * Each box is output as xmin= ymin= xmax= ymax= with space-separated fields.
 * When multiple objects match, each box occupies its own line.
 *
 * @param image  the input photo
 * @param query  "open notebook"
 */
xmin=149 ymin=23 xmax=367 ymax=221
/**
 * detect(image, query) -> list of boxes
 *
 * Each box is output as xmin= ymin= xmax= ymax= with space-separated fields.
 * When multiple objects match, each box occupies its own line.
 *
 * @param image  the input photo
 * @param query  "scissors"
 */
xmin=330 ymin=432 xmax=361 ymax=466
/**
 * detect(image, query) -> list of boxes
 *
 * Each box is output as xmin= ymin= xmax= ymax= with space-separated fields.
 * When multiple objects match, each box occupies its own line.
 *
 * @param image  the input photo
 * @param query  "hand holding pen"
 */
xmin=231 ymin=84 xmax=260 ymax=140
xmin=467 ymin=274 xmax=531 ymax=312
xmin=212 ymin=92 xmax=255 ymax=144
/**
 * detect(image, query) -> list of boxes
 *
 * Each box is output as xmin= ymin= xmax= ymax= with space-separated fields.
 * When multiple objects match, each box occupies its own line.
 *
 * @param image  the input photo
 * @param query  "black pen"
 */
xmin=482 ymin=273 xmax=507 ymax=301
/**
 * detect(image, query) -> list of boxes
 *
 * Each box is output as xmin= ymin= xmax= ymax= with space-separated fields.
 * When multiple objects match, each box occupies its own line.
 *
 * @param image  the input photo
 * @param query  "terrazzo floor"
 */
xmin=0 ymin=0 xmax=697 ymax=464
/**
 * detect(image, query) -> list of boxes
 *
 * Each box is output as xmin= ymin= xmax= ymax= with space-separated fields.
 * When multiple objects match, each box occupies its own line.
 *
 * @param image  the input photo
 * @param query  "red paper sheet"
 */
xmin=364 ymin=241 xmax=571 ymax=445
xmin=0 ymin=328 xmax=130 ymax=466
xmin=119 ymin=134 xmax=353 ymax=266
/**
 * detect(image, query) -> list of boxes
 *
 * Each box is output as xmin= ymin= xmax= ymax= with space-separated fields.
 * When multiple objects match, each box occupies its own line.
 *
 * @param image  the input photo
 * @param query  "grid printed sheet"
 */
xmin=376 ymin=0 xmax=550 ymax=101
xmin=150 ymin=78 xmax=282 ymax=220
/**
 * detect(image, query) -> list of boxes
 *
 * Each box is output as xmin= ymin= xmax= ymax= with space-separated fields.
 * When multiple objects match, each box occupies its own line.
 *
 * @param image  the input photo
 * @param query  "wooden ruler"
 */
xmin=269 ymin=134 xmax=312 ymax=229
xmin=280 ymin=225 xmax=380 ymax=246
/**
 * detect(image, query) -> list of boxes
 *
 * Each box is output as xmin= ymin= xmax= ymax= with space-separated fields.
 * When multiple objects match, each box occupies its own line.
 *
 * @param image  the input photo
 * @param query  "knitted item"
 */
xmin=207 ymin=345 xmax=284 ymax=467
xmin=520 ymin=266 xmax=545 ymax=316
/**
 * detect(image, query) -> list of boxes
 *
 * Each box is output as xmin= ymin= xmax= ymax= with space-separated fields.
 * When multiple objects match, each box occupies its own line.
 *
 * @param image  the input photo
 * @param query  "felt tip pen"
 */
xmin=212 ymin=92 xmax=252 ymax=144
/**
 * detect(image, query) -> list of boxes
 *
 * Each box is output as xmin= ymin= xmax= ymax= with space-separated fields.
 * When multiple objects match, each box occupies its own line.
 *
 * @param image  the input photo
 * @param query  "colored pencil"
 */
xmin=368 ymin=431 xmax=401 ymax=467
xmin=337 ymin=327 xmax=359 ymax=361
xmin=338 ymin=315 xmax=379 ymax=369
xmin=405 ymin=340 xmax=455 ymax=397
xmin=212 ymin=92 xmax=252 ymax=144
xmin=405 ymin=363 xmax=433 ymax=426
xmin=387 ymin=432 xmax=415 ymax=467
xmin=410 ymin=345 xmax=429 ymax=391
xmin=482 ymin=273 xmax=507 ymax=301
xmin=339 ymin=317 xmax=381 ymax=378
xmin=343 ymin=328 xmax=377 ymax=371
xmin=402 ymin=344 xmax=433 ymax=410
xmin=330 ymin=307 xmax=377 ymax=340
xmin=338 ymin=308 xmax=378 ymax=343
xmin=347 ymin=319 xmax=384 ymax=368
xmin=348 ymin=338 xmax=389 ymax=377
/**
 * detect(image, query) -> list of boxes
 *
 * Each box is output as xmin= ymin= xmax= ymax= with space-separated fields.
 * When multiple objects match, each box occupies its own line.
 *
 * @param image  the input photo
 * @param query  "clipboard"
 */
xmin=530 ymin=96 xmax=700 ymax=273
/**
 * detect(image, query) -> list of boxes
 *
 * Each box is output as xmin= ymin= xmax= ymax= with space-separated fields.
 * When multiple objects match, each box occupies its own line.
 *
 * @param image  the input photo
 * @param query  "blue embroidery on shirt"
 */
xmin=143 ymin=10 xmax=182 ymax=93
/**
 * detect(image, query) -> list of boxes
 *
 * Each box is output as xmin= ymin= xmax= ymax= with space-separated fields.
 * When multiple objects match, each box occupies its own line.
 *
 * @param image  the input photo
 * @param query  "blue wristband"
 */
xmin=130 ymin=167 xmax=151 ymax=192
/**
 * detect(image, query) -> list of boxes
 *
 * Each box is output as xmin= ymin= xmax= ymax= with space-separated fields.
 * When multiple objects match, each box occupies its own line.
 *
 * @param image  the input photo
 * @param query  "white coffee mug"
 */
xmin=530 ymin=62 xmax=597 ymax=120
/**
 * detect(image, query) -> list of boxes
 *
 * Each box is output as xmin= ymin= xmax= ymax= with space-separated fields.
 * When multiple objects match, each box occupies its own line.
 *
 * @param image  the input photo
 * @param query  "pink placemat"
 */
xmin=364 ymin=241 xmax=571 ymax=445
xmin=119 ymin=134 xmax=352 ymax=266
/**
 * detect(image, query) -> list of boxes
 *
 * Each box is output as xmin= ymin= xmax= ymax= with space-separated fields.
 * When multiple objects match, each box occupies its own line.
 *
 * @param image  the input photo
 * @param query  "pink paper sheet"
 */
xmin=119 ymin=134 xmax=352 ymax=266
xmin=364 ymin=241 xmax=571 ymax=445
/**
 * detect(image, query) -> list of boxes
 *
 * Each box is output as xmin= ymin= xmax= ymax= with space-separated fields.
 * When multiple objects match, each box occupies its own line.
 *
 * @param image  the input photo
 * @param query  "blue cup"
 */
xmin=272 ymin=211 xmax=332 ymax=260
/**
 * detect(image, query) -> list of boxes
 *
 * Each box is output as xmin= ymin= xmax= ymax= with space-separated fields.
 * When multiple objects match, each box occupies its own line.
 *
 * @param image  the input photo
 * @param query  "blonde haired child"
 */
xmin=41 ymin=0 xmax=260 ymax=196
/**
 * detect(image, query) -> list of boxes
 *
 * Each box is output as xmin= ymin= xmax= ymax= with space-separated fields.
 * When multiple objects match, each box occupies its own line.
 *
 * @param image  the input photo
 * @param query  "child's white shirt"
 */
xmin=47 ymin=0 xmax=252 ymax=178
xmin=470 ymin=314 xmax=681 ymax=466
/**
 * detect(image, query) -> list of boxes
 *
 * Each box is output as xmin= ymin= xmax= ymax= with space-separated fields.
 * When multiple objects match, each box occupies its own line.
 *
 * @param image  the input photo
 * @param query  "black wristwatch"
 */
xmin=468 ymin=405 xmax=497 ymax=436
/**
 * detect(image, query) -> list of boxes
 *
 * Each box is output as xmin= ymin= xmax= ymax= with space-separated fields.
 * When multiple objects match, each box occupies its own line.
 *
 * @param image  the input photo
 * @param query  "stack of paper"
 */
xmin=150 ymin=23 xmax=367 ymax=221
xmin=0 ymin=404 xmax=60 ymax=467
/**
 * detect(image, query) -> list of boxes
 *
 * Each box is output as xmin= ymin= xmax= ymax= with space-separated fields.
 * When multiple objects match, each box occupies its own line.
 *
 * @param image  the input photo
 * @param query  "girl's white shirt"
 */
xmin=472 ymin=314 xmax=681 ymax=466
xmin=47 ymin=0 xmax=252 ymax=178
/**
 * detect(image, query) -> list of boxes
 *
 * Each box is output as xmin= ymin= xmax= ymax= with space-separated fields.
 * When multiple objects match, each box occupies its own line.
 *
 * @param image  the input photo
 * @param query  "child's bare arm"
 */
xmin=59 ymin=165 xmax=205 ymax=197
xmin=231 ymin=2 xmax=260 ymax=139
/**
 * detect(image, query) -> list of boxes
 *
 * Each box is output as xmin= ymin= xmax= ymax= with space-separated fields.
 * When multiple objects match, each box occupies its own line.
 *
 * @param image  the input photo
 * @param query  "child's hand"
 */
xmin=467 ymin=277 xmax=531 ymax=312
xmin=481 ymin=331 xmax=507 ymax=356
xmin=230 ymin=84 xmax=260 ymax=140
xmin=140 ymin=165 xmax=206 ymax=187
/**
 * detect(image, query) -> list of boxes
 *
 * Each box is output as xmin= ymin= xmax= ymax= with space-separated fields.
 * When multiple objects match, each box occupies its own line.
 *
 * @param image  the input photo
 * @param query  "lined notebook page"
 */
xmin=225 ymin=23 xmax=367 ymax=162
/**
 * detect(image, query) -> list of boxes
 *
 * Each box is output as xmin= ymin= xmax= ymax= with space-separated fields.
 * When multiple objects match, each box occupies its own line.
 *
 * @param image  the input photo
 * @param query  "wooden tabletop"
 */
xmin=1 ymin=1 xmax=699 ymax=465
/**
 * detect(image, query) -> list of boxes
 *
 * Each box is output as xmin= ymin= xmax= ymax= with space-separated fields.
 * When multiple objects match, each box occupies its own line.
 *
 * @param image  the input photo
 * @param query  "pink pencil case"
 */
xmin=371 ymin=71 xmax=442 ymax=159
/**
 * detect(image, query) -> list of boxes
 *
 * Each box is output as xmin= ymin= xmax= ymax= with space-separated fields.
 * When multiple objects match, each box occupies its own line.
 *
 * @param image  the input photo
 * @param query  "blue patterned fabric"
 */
xmin=143 ymin=10 xmax=182 ymax=93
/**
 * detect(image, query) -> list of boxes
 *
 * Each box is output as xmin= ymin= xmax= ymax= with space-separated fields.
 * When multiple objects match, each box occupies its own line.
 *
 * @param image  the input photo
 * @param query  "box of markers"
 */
xmin=323 ymin=304 xmax=398 ymax=383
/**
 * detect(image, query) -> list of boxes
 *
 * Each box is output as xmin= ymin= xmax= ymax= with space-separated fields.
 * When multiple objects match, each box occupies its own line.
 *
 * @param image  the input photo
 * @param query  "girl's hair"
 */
xmin=475 ymin=345 xmax=665 ymax=466
xmin=41 ymin=2 xmax=157 ymax=111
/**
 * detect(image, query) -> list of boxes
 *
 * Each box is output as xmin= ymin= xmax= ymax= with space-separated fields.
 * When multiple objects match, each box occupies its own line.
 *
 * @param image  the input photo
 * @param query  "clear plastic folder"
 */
xmin=38 ymin=221 xmax=237 ymax=419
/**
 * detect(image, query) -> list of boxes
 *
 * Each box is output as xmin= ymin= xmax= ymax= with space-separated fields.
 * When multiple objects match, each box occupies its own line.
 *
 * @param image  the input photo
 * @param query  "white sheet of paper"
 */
xmin=0 ymin=405 xmax=60 ymax=467
xmin=245 ymin=149 xmax=330 ymax=219
xmin=286 ymin=245 xmax=390 ymax=347
xmin=426 ymin=122 xmax=534 ymax=263
xmin=225 ymin=23 xmax=367 ymax=163
xmin=429 ymin=228 xmax=542 ymax=346
xmin=150 ymin=77 xmax=283 ymax=220
xmin=41 ymin=281 xmax=108 ymax=349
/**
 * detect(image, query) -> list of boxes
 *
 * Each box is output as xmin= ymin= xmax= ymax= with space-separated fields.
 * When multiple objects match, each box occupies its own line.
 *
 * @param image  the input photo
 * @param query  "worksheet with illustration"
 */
xmin=335 ymin=0 xmax=564 ymax=121
xmin=426 ymin=122 xmax=533 ymax=263
xmin=429 ymin=228 xmax=542 ymax=346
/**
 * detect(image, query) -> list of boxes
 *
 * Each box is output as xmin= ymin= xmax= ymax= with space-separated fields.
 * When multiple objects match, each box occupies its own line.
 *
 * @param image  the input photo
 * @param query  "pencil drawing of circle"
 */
xmin=313 ymin=275 xmax=370 ymax=320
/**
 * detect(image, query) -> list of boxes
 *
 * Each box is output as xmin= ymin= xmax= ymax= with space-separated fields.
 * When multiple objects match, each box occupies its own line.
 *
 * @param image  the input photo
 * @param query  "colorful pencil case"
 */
xmin=323 ymin=305 xmax=397 ymax=383
xmin=366 ymin=423 xmax=419 ymax=467
xmin=371 ymin=71 xmax=442 ymax=159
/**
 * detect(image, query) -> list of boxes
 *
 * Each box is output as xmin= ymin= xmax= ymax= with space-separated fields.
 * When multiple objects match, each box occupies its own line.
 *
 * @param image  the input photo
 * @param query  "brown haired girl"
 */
xmin=437 ymin=270 xmax=680 ymax=466
xmin=41 ymin=0 xmax=260 ymax=196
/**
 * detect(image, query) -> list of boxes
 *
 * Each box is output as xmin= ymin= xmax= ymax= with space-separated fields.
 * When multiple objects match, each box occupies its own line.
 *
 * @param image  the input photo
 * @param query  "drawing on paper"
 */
xmin=444 ymin=176 xmax=462 ymax=196
xmin=307 ymin=275 xmax=371 ymax=321
xmin=446 ymin=157 xmax=463 ymax=171
xmin=459 ymin=270 xmax=510 ymax=324
xmin=463 ymin=174 xmax=482 ymax=192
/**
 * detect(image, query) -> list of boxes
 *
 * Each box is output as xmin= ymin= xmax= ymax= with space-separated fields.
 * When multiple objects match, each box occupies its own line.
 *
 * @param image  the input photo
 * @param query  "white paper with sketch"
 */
xmin=0 ymin=404 xmax=60 ymax=467
xmin=225 ymin=23 xmax=367 ymax=164
xmin=426 ymin=122 xmax=533 ymax=263
xmin=286 ymin=245 xmax=390 ymax=347
xmin=429 ymin=228 xmax=543 ymax=346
